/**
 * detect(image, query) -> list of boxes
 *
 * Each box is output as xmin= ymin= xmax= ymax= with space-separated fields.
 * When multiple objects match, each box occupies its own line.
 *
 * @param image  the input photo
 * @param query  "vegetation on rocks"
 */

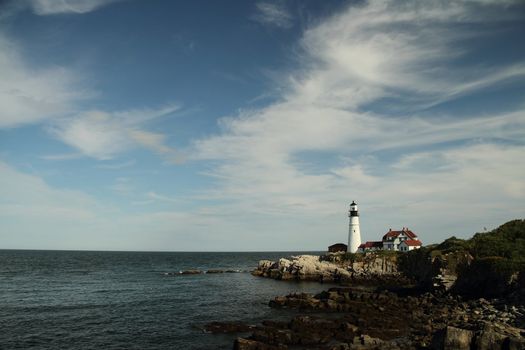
xmin=322 ymin=250 xmax=398 ymax=264
xmin=221 ymin=220 xmax=525 ymax=349
xmin=426 ymin=219 xmax=525 ymax=261
xmin=398 ymin=219 xmax=525 ymax=298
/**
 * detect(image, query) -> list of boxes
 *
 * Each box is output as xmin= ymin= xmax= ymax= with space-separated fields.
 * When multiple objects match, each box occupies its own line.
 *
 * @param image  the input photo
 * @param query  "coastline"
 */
xmin=205 ymin=246 xmax=525 ymax=350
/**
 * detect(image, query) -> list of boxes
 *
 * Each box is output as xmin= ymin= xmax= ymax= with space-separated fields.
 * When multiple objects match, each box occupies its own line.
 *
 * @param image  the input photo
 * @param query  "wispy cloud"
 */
xmin=96 ymin=159 xmax=136 ymax=169
xmin=110 ymin=177 xmax=133 ymax=195
xmin=0 ymin=34 xmax=90 ymax=129
xmin=130 ymin=130 xmax=184 ymax=164
xmin=252 ymin=2 xmax=293 ymax=29
xmin=49 ymin=106 xmax=181 ymax=161
xmin=0 ymin=160 xmax=99 ymax=223
xmin=28 ymin=0 xmax=121 ymax=15
xmin=190 ymin=0 xmax=525 ymax=242
xmin=39 ymin=153 xmax=83 ymax=161
xmin=147 ymin=191 xmax=179 ymax=203
xmin=0 ymin=160 xmax=264 ymax=251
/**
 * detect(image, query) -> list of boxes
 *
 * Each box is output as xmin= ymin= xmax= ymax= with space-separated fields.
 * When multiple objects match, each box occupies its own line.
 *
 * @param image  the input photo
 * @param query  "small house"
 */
xmin=398 ymin=239 xmax=422 ymax=251
xmin=328 ymin=243 xmax=348 ymax=253
xmin=357 ymin=241 xmax=383 ymax=253
xmin=382 ymin=227 xmax=418 ymax=251
xmin=358 ymin=227 xmax=422 ymax=252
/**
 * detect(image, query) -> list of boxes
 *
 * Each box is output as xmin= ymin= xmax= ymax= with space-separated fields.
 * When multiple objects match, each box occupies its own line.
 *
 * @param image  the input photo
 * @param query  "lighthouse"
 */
xmin=347 ymin=201 xmax=361 ymax=253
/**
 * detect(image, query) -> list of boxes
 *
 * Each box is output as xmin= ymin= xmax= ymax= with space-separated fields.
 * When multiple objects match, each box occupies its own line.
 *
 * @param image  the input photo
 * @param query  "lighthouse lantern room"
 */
xmin=347 ymin=201 xmax=362 ymax=253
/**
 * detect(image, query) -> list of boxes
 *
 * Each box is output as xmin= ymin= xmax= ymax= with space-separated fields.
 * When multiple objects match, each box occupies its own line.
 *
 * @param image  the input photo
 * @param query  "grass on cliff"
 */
xmin=429 ymin=219 xmax=525 ymax=262
xmin=399 ymin=219 xmax=525 ymax=297
xmin=322 ymin=250 xmax=399 ymax=265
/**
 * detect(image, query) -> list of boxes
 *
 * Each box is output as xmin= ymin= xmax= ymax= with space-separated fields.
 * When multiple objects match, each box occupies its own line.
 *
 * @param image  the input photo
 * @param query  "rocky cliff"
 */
xmin=253 ymin=220 xmax=525 ymax=299
xmin=252 ymin=253 xmax=403 ymax=284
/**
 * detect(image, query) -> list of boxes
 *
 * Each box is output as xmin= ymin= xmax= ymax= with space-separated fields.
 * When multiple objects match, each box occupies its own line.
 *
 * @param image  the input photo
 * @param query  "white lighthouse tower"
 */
xmin=347 ymin=201 xmax=361 ymax=253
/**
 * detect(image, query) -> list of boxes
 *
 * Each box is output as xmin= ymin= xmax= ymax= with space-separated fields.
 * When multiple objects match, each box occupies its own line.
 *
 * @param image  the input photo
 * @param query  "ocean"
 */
xmin=0 ymin=250 xmax=330 ymax=349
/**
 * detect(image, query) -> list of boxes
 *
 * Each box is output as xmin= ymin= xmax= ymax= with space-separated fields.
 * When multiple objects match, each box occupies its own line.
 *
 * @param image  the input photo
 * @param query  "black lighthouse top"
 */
xmin=349 ymin=201 xmax=359 ymax=217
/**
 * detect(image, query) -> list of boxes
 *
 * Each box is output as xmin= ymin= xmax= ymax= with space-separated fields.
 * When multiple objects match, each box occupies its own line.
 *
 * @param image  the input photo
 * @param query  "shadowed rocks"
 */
xmin=162 ymin=269 xmax=246 ymax=275
xmin=207 ymin=286 xmax=525 ymax=349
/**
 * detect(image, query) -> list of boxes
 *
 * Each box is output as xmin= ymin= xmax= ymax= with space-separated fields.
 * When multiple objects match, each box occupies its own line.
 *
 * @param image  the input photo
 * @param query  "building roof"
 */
xmin=382 ymin=228 xmax=418 ymax=240
xmin=402 ymin=239 xmax=422 ymax=247
xmin=329 ymin=243 xmax=347 ymax=248
xmin=358 ymin=241 xmax=383 ymax=249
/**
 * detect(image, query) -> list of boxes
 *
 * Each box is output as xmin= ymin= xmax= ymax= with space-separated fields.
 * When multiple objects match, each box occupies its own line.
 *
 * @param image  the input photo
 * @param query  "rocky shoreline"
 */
xmin=251 ymin=254 xmax=401 ymax=284
xmin=204 ymin=252 xmax=525 ymax=349
xmin=162 ymin=269 xmax=247 ymax=275
xmin=206 ymin=285 xmax=525 ymax=349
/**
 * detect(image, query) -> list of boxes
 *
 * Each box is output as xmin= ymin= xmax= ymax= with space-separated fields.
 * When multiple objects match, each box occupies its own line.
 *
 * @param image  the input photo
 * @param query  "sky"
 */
xmin=0 ymin=0 xmax=524 ymax=251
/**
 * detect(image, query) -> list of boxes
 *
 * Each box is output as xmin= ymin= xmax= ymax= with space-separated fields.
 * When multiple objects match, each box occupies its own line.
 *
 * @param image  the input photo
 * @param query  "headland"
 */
xmin=206 ymin=219 xmax=525 ymax=349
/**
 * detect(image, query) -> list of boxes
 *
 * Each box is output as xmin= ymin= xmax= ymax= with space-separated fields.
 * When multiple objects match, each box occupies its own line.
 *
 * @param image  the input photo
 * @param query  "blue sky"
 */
xmin=0 ymin=0 xmax=524 ymax=251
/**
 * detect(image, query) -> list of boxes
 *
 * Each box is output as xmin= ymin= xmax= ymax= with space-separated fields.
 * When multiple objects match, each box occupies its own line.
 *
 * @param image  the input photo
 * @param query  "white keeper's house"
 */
xmin=358 ymin=227 xmax=422 ymax=253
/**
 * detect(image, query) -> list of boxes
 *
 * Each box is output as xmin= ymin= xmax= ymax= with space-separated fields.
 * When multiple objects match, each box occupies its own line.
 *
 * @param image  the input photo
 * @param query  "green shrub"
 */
xmin=454 ymin=256 xmax=525 ymax=297
xmin=432 ymin=236 xmax=471 ymax=254
xmin=469 ymin=220 xmax=525 ymax=261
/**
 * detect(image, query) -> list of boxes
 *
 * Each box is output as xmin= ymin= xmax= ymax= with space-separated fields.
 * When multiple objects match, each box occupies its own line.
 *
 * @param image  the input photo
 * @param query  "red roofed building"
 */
xmin=399 ymin=239 xmax=423 ymax=252
xmin=382 ymin=227 xmax=420 ymax=251
xmin=357 ymin=241 xmax=383 ymax=253
xmin=358 ymin=227 xmax=422 ymax=252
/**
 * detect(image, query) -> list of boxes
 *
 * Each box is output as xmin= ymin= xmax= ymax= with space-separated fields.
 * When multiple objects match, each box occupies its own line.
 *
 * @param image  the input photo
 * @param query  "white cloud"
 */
xmin=294 ymin=0 xmax=525 ymax=109
xmin=0 ymin=160 xmax=289 ymax=251
xmin=49 ymin=106 xmax=181 ymax=160
xmin=253 ymin=2 xmax=293 ymax=28
xmin=28 ymin=0 xmax=121 ymax=15
xmin=39 ymin=153 xmax=83 ymax=161
xmin=130 ymin=130 xmax=184 ymax=164
xmin=110 ymin=177 xmax=133 ymax=195
xmin=0 ymin=160 xmax=99 ymax=223
xmin=190 ymin=0 xmax=525 ymax=244
xmin=96 ymin=159 xmax=136 ymax=169
xmin=1 ymin=0 xmax=524 ymax=250
xmin=147 ymin=191 xmax=179 ymax=203
xmin=0 ymin=34 xmax=89 ymax=128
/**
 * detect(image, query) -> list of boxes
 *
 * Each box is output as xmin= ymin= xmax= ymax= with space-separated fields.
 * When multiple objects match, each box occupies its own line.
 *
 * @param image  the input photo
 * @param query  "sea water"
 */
xmin=0 ymin=250 xmax=330 ymax=349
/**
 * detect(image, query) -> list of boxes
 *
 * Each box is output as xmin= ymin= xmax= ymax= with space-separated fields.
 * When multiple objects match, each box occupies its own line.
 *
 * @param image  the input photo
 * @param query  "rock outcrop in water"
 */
xmin=163 ymin=269 xmax=246 ymax=276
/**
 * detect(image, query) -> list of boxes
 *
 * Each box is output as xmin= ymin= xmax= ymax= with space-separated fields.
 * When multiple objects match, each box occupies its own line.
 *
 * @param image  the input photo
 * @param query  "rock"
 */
xmin=252 ymin=255 xmax=352 ymax=282
xmin=431 ymin=326 xmax=474 ymax=350
xmin=234 ymin=265 xmax=525 ymax=350
xmin=475 ymin=324 xmax=508 ymax=350
xmin=233 ymin=337 xmax=287 ymax=350
xmin=507 ymin=336 xmax=525 ymax=350
xmin=328 ymin=343 xmax=351 ymax=350
xmin=358 ymin=334 xmax=384 ymax=345
xmin=203 ymin=321 xmax=255 ymax=333
xmin=269 ymin=269 xmax=281 ymax=279
xmin=180 ymin=269 xmax=202 ymax=274
xmin=205 ymin=269 xmax=224 ymax=273
xmin=258 ymin=260 xmax=275 ymax=270
xmin=251 ymin=327 xmax=293 ymax=345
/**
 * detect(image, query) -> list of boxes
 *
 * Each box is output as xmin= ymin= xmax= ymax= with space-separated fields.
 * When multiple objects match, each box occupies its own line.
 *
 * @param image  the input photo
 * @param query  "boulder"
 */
xmin=431 ymin=326 xmax=474 ymax=350
xmin=203 ymin=321 xmax=255 ymax=333
xmin=234 ymin=338 xmax=287 ymax=350
xmin=180 ymin=269 xmax=202 ymax=274
xmin=475 ymin=329 xmax=507 ymax=350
